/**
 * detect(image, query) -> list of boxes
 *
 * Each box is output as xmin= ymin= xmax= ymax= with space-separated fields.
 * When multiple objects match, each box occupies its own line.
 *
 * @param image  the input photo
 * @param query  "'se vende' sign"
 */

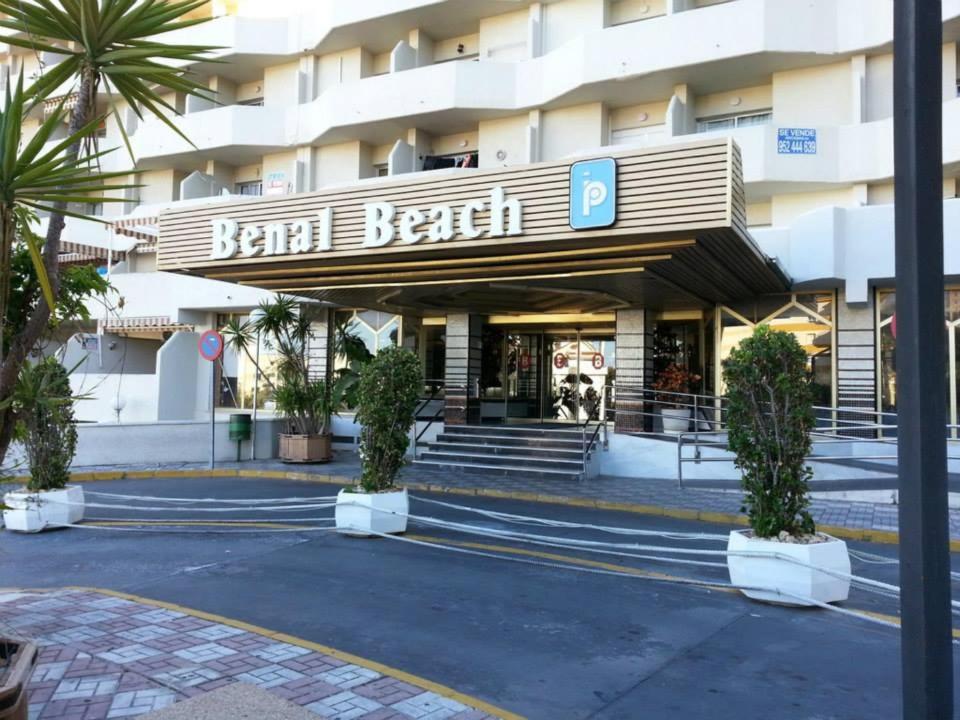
xmin=210 ymin=187 xmax=523 ymax=260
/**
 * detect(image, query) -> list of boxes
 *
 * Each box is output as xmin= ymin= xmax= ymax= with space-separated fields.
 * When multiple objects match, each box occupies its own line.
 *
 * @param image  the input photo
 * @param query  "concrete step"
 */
xmin=432 ymin=432 xmax=587 ymax=450
xmin=419 ymin=449 xmax=585 ymax=473
xmin=444 ymin=424 xmax=586 ymax=441
xmin=423 ymin=440 xmax=585 ymax=459
xmin=411 ymin=458 xmax=583 ymax=481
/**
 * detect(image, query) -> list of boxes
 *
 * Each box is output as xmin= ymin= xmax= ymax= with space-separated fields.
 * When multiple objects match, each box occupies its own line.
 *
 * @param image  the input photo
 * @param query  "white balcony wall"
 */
xmin=132 ymin=105 xmax=286 ymax=163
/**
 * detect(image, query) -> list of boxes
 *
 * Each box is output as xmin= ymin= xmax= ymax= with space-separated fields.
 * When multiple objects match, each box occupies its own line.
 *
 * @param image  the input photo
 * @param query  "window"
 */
xmin=716 ymin=292 xmax=835 ymax=408
xmin=237 ymin=97 xmax=264 ymax=107
xmin=375 ymin=164 xmax=389 ymax=177
xmin=422 ymin=152 xmax=477 ymax=171
xmin=333 ymin=309 xmax=402 ymax=374
xmin=216 ymin=312 xmax=281 ymax=411
xmin=696 ymin=110 xmax=772 ymax=133
xmin=235 ymin=181 xmax=262 ymax=196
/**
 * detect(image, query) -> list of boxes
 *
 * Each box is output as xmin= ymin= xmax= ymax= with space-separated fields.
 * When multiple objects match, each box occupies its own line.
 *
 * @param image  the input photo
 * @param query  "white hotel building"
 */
xmin=6 ymin=0 xmax=960 ymax=469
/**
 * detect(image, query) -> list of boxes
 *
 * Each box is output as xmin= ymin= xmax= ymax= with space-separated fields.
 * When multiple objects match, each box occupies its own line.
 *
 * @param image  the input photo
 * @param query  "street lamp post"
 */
xmin=893 ymin=1 xmax=954 ymax=717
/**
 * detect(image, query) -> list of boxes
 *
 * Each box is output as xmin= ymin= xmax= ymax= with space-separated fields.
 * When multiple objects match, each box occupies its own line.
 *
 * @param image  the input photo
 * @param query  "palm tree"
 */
xmin=0 ymin=0 xmax=218 ymax=462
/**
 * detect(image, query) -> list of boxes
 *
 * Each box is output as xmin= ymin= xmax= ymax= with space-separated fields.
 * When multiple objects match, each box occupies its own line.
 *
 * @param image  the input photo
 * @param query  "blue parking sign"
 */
xmin=569 ymin=158 xmax=617 ymax=230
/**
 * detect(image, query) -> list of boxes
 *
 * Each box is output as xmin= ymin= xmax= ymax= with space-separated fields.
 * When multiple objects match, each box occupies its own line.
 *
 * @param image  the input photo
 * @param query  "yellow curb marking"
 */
xmin=29 ymin=467 xmax=957 ymax=550
xmin=2 ymin=586 xmax=524 ymax=720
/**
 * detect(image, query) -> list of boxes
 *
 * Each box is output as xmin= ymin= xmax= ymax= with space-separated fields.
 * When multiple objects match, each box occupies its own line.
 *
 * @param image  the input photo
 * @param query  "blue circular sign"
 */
xmin=199 ymin=330 xmax=224 ymax=362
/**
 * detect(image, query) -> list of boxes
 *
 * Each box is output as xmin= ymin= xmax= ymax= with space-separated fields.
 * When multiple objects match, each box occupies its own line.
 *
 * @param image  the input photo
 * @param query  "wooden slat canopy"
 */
xmin=157 ymin=138 xmax=788 ymax=312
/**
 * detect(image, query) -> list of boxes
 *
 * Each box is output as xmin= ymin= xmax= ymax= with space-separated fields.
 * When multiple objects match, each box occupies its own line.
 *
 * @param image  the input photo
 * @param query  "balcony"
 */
xmin=131 ymin=105 xmax=287 ymax=168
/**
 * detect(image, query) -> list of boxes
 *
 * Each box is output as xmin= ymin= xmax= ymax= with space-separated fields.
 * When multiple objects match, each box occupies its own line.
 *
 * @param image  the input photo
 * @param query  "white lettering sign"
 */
xmin=209 ymin=187 xmax=524 ymax=260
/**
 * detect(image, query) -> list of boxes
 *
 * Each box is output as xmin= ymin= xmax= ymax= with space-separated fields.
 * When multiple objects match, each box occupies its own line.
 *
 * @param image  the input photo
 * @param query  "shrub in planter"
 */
xmin=223 ymin=297 xmax=363 ymax=463
xmin=652 ymin=363 xmax=700 ymax=434
xmin=336 ymin=346 xmax=423 ymax=536
xmin=722 ymin=325 xmax=850 ymax=605
xmin=3 ymin=358 xmax=84 ymax=532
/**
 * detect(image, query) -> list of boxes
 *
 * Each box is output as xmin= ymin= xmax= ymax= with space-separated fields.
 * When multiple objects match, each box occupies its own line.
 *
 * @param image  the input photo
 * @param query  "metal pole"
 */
xmin=210 ymin=360 xmax=216 ymax=470
xmin=894 ymin=1 xmax=953 ymax=717
xmin=250 ymin=331 xmax=260 ymax=461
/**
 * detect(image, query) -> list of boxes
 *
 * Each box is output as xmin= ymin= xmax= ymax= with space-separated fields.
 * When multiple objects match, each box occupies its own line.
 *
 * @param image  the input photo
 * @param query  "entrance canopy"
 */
xmin=157 ymin=138 xmax=788 ymax=313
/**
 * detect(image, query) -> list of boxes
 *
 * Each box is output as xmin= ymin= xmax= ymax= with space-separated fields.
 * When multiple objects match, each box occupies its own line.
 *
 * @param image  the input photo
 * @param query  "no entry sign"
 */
xmin=199 ymin=330 xmax=224 ymax=362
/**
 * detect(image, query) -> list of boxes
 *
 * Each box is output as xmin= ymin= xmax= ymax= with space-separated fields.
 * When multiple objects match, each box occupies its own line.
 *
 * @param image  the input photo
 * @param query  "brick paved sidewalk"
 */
xmin=0 ymin=589 xmax=501 ymax=720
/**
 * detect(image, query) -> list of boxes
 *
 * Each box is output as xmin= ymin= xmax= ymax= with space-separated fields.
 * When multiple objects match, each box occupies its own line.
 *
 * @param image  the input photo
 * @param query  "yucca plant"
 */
xmin=0 ymin=0 xmax=217 ymax=464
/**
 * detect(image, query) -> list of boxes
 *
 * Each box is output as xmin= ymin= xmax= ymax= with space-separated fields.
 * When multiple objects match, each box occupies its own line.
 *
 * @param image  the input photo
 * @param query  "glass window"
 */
xmin=716 ymin=292 xmax=834 ymax=406
xmin=216 ymin=312 xmax=280 ymax=410
xmin=879 ymin=290 xmax=960 ymax=429
xmin=333 ymin=309 xmax=402 ymax=374
xmin=696 ymin=110 xmax=772 ymax=133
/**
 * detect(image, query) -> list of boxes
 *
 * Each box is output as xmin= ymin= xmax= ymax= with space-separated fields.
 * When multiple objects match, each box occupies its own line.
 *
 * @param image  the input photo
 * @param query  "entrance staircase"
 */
xmin=412 ymin=424 xmax=601 ymax=481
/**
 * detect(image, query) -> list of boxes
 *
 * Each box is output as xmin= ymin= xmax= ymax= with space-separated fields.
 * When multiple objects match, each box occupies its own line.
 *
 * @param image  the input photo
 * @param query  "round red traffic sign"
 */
xmin=199 ymin=330 xmax=224 ymax=362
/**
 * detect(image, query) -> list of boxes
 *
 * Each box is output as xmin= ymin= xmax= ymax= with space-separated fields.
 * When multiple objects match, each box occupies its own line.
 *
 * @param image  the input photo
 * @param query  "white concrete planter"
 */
xmin=726 ymin=529 xmax=851 ymax=606
xmin=335 ymin=488 xmax=408 ymax=537
xmin=3 ymin=486 xmax=85 ymax=533
xmin=661 ymin=408 xmax=691 ymax=434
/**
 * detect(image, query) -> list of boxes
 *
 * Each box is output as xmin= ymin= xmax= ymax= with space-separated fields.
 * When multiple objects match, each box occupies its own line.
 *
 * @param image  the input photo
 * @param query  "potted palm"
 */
xmin=652 ymin=363 xmax=701 ymax=434
xmin=224 ymin=297 xmax=347 ymax=463
xmin=335 ymin=346 xmax=422 ymax=536
xmin=3 ymin=358 xmax=83 ymax=532
xmin=722 ymin=325 xmax=850 ymax=606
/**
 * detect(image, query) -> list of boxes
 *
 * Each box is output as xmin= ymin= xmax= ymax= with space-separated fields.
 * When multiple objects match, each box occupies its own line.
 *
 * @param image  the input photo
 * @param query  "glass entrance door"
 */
xmin=505 ymin=333 xmax=542 ymax=421
xmin=545 ymin=334 xmax=615 ymax=423
xmin=481 ymin=324 xmax=615 ymax=425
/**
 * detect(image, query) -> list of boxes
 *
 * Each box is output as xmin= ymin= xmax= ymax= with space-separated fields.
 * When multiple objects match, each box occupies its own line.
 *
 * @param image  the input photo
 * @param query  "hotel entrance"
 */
xmin=479 ymin=319 xmax=615 ymax=425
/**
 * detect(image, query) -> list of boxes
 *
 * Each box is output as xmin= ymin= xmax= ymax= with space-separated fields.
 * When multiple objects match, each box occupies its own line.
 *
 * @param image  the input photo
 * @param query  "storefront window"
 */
xmin=716 ymin=292 xmax=835 ymax=406
xmin=216 ymin=312 xmax=281 ymax=411
xmin=878 ymin=290 xmax=959 ymax=430
xmin=333 ymin=309 xmax=402 ymax=373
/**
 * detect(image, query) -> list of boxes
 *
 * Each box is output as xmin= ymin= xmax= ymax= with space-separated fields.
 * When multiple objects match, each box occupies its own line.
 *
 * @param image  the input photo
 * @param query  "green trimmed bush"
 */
xmin=14 ymin=359 xmax=78 ymax=493
xmin=355 ymin=346 xmax=423 ymax=493
xmin=722 ymin=325 xmax=815 ymax=538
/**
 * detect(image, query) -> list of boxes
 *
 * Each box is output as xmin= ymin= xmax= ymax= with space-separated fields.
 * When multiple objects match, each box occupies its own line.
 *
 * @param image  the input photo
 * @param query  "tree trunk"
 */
xmin=0 ymin=66 xmax=98 ymax=466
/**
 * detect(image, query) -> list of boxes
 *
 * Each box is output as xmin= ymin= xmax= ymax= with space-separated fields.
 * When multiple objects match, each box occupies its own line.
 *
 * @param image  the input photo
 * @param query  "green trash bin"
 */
xmin=229 ymin=413 xmax=252 ymax=461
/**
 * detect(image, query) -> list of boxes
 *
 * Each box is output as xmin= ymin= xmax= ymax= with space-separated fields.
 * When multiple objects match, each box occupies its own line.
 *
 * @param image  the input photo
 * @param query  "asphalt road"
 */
xmin=1 ymin=476 xmax=956 ymax=719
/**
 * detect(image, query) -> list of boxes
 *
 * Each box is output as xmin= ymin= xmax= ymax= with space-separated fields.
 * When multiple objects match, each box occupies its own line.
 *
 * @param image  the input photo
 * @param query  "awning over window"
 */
xmin=98 ymin=316 xmax=194 ymax=336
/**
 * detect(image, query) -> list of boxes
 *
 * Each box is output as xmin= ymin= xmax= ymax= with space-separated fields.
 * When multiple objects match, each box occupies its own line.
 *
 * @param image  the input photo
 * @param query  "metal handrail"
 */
xmin=412 ymin=379 xmax=446 ymax=458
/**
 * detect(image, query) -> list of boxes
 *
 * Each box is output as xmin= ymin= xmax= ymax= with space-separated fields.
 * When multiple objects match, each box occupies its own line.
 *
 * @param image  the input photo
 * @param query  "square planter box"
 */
xmin=3 ymin=486 xmax=85 ymax=533
xmin=727 ymin=529 xmax=851 ymax=606
xmin=335 ymin=489 xmax=408 ymax=537
xmin=279 ymin=433 xmax=332 ymax=463
xmin=0 ymin=639 xmax=38 ymax=720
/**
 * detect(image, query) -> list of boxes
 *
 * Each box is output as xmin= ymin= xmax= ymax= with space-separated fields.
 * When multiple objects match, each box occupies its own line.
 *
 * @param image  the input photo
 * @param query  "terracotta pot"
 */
xmin=278 ymin=433 xmax=332 ymax=463
xmin=0 ymin=639 xmax=37 ymax=720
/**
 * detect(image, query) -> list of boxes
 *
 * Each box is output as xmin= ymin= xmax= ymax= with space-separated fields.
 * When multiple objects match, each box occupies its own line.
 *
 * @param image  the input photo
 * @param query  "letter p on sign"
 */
xmin=569 ymin=158 xmax=617 ymax=230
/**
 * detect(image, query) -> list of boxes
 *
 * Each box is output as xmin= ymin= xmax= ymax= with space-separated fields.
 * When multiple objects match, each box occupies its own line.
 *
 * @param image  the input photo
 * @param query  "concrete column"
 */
xmin=614 ymin=308 xmax=654 ymax=432
xmin=836 ymin=290 xmax=878 ymax=435
xmin=851 ymin=55 xmax=866 ymax=124
xmin=408 ymin=29 xmax=434 ymax=67
xmin=295 ymin=146 xmax=314 ymax=193
xmin=526 ymin=109 xmax=542 ymax=163
xmin=306 ymin=307 xmax=329 ymax=381
xmin=444 ymin=313 xmax=482 ymax=425
xmin=298 ymin=55 xmax=318 ymax=103
xmin=666 ymin=84 xmax=695 ymax=137
xmin=528 ymin=3 xmax=543 ymax=58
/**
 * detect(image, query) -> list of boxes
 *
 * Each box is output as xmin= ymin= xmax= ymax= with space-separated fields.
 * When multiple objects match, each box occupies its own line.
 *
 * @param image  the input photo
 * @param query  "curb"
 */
xmin=6 ymin=586 xmax=523 ymax=720
xmin=25 ymin=468 xmax=943 ymax=551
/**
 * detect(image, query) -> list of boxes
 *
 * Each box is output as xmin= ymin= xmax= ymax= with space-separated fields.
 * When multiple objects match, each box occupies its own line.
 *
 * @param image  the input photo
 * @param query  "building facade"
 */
xmin=7 ymin=0 xmax=960 ymax=453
